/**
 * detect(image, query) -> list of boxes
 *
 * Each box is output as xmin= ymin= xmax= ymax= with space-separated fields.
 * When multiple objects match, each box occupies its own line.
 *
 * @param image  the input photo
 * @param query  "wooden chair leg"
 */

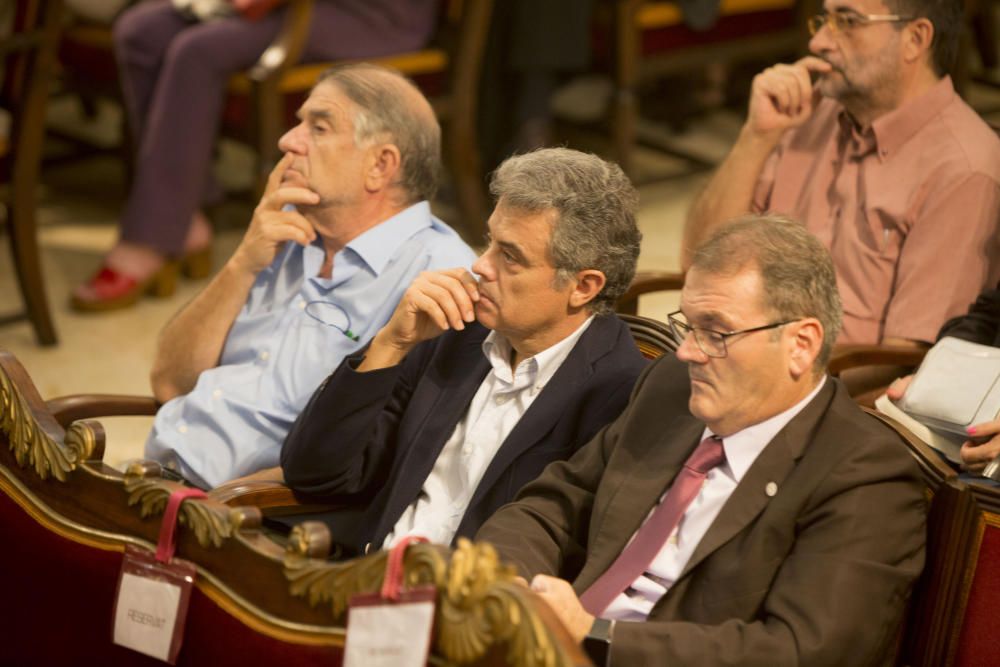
xmin=614 ymin=0 xmax=642 ymax=179
xmin=448 ymin=137 xmax=490 ymax=241
xmin=4 ymin=0 xmax=62 ymax=346
xmin=447 ymin=92 xmax=490 ymax=240
xmin=8 ymin=81 xmax=58 ymax=346
xmin=443 ymin=0 xmax=494 ymax=240
xmin=7 ymin=202 xmax=58 ymax=346
xmin=251 ymin=78 xmax=283 ymax=199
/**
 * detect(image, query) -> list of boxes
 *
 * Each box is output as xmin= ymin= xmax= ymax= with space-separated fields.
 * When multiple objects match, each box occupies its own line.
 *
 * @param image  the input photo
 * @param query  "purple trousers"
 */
xmin=114 ymin=0 xmax=437 ymax=255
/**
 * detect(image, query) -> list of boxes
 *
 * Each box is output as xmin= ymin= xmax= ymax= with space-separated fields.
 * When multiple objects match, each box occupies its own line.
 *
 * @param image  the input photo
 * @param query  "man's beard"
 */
xmin=812 ymin=48 xmax=902 ymax=121
xmin=812 ymin=56 xmax=854 ymax=100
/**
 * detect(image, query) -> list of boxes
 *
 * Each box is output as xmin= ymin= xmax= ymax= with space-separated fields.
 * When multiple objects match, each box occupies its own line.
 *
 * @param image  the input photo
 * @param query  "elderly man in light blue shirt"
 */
xmin=144 ymin=63 xmax=475 ymax=488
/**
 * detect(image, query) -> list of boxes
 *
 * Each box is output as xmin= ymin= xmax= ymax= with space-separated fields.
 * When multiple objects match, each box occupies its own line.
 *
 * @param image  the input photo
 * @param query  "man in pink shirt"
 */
xmin=685 ymin=0 xmax=1000 ymax=347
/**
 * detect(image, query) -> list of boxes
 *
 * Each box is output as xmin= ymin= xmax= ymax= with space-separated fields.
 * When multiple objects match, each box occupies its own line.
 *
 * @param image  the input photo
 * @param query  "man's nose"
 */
xmin=808 ymin=23 xmax=834 ymax=55
xmin=471 ymin=252 xmax=492 ymax=280
xmin=674 ymin=329 xmax=707 ymax=363
xmin=278 ymin=124 xmax=306 ymax=154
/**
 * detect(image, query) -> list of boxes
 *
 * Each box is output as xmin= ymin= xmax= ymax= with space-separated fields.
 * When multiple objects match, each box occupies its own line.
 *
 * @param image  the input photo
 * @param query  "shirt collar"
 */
xmin=836 ymin=110 xmax=878 ymax=159
xmin=481 ymin=316 xmax=595 ymax=390
xmin=836 ymin=75 xmax=955 ymax=162
xmin=343 ymin=201 xmax=434 ymax=276
xmin=705 ymin=375 xmax=827 ymax=482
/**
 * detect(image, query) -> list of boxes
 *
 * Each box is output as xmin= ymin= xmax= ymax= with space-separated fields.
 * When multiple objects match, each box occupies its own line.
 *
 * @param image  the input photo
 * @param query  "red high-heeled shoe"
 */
xmin=70 ymin=261 xmax=180 ymax=312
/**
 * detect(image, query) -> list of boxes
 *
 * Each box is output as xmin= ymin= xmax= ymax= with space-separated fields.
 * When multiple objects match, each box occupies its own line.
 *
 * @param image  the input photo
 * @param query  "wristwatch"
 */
xmin=582 ymin=617 xmax=615 ymax=666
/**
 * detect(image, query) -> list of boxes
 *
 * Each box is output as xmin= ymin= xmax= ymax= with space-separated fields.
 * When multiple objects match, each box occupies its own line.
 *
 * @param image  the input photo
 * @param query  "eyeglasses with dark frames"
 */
xmin=667 ymin=310 xmax=800 ymax=359
xmin=807 ymin=11 xmax=915 ymax=36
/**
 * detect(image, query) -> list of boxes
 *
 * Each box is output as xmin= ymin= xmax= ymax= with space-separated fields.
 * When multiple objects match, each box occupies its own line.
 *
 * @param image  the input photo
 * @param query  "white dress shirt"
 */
xmin=602 ymin=376 xmax=827 ymax=621
xmin=385 ymin=317 xmax=595 ymax=547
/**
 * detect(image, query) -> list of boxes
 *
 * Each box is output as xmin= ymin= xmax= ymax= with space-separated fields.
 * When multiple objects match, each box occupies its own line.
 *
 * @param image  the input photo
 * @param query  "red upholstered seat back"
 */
xmin=953 ymin=514 xmax=1000 ymax=667
xmin=0 ymin=489 xmax=342 ymax=666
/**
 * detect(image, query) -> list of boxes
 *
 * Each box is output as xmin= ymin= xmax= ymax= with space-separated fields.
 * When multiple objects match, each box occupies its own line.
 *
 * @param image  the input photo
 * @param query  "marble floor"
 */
xmin=2 ymin=80 xmax=999 ymax=469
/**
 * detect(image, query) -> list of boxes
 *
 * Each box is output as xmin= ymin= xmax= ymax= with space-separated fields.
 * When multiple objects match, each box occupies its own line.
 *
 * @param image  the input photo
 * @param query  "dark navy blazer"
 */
xmin=281 ymin=314 xmax=647 ymax=556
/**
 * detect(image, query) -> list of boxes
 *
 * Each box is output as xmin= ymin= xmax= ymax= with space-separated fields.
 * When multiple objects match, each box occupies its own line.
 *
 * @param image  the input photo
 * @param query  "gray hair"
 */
xmin=317 ymin=63 xmax=441 ymax=203
xmin=489 ymin=148 xmax=641 ymax=315
xmin=690 ymin=215 xmax=842 ymax=369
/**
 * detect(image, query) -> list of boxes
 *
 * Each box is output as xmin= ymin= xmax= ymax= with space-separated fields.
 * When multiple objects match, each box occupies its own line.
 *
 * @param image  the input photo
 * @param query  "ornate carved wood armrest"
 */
xmin=45 ymin=393 xmax=160 ymax=429
xmin=827 ymin=345 xmax=928 ymax=378
xmin=210 ymin=479 xmax=340 ymax=517
xmin=617 ymin=270 xmax=686 ymax=315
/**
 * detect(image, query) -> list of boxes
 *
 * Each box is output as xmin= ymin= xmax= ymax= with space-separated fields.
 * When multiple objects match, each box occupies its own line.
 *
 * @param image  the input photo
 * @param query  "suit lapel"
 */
xmin=410 ymin=328 xmax=491 ymax=459
xmin=575 ymin=417 xmax=704 ymax=591
xmin=677 ymin=378 xmax=837 ymax=580
xmin=464 ymin=316 xmax=618 ymax=509
xmin=374 ymin=329 xmax=490 ymax=539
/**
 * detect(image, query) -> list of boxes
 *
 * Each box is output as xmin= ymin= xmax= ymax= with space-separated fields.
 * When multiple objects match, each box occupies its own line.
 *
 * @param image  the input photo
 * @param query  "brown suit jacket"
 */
xmin=477 ymin=354 xmax=926 ymax=666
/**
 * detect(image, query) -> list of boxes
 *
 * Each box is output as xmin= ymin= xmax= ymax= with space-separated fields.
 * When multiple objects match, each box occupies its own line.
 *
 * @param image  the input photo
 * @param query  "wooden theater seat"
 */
xmin=0 ymin=349 xmax=589 ymax=666
xmin=827 ymin=344 xmax=927 ymax=409
xmin=615 ymin=269 xmax=685 ymax=317
xmin=949 ymin=483 xmax=1000 ymax=667
xmin=864 ymin=407 xmax=997 ymax=667
xmin=619 ymin=313 xmax=679 ymax=359
xmin=602 ymin=0 xmax=813 ymax=179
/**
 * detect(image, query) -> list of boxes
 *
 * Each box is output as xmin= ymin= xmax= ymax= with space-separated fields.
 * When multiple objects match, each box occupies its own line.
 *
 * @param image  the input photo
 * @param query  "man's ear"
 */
xmin=787 ymin=318 xmax=823 ymax=380
xmin=902 ymin=17 xmax=934 ymax=66
xmin=568 ymin=270 xmax=607 ymax=309
xmin=365 ymin=143 xmax=402 ymax=192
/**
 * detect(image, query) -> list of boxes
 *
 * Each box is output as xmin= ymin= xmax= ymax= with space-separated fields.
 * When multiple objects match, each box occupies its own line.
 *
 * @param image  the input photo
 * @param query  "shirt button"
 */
xmin=299 ymin=300 xmax=307 ymax=310
xmin=178 ymin=424 xmax=188 ymax=434
xmin=212 ymin=389 xmax=222 ymax=399
xmin=495 ymin=395 xmax=508 ymax=405
xmin=259 ymin=351 xmax=270 ymax=361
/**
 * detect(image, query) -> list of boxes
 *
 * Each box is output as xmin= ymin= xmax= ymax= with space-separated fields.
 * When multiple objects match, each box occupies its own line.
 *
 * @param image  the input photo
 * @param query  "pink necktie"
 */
xmin=580 ymin=435 xmax=726 ymax=616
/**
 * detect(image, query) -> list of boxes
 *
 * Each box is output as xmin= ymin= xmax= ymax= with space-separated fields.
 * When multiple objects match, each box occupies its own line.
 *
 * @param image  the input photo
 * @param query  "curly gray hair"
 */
xmin=489 ymin=148 xmax=641 ymax=315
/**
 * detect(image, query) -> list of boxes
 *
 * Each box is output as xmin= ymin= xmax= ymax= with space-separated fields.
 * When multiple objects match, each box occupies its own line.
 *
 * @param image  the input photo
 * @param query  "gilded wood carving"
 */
xmin=284 ymin=534 xmax=571 ymax=667
xmin=0 ymin=362 xmax=95 ymax=481
xmin=123 ymin=473 xmax=233 ymax=548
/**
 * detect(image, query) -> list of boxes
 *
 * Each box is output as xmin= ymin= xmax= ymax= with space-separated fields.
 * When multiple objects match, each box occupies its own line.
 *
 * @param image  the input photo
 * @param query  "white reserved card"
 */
xmin=344 ymin=590 xmax=436 ymax=667
xmin=112 ymin=545 xmax=196 ymax=664
xmin=113 ymin=572 xmax=181 ymax=661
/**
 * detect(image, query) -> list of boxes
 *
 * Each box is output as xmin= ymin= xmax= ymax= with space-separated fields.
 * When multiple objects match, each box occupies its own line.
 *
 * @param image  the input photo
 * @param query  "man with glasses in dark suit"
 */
xmin=478 ymin=214 xmax=926 ymax=666
xmin=685 ymin=0 xmax=1000 ymax=349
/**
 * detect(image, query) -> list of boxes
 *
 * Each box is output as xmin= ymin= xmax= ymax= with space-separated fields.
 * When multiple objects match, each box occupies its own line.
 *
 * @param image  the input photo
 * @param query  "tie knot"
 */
xmin=686 ymin=436 xmax=725 ymax=474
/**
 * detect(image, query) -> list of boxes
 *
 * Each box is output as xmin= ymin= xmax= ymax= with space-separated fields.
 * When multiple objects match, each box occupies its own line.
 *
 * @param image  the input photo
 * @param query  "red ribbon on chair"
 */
xmin=380 ymin=536 xmax=429 ymax=601
xmin=155 ymin=488 xmax=208 ymax=563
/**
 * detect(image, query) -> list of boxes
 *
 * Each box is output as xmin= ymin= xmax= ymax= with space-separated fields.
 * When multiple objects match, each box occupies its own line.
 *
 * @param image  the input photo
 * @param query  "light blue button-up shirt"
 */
xmin=145 ymin=202 xmax=476 ymax=488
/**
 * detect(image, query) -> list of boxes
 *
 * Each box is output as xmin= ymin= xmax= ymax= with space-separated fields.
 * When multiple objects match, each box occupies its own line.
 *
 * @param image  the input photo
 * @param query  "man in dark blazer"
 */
xmin=281 ymin=148 xmax=647 ymax=557
xmin=477 ymin=215 xmax=926 ymax=665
